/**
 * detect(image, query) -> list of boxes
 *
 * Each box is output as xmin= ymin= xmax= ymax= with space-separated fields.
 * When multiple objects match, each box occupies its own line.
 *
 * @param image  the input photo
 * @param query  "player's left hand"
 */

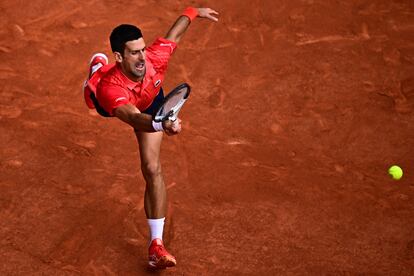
xmin=197 ymin=8 xmax=219 ymax=22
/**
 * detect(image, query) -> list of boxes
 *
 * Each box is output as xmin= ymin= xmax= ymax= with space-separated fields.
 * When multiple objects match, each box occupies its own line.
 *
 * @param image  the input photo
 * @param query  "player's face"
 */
xmin=120 ymin=38 xmax=146 ymax=81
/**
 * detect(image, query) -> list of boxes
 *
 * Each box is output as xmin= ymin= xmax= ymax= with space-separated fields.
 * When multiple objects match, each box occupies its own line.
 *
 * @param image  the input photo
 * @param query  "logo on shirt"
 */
xmin=160 ymin=43 xmax=173 ymax=53
xmin=154 ymin=80 xmax=161 ymax=87
xmin=115 ymin=97 xmax=127 ymax=103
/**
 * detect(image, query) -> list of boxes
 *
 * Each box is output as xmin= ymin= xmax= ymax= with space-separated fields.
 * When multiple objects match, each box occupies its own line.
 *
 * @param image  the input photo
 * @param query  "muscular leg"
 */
xmin=136 ymin=130 xmax=176 ymax=268
xmin=135 ymin=130 xmax=166 ymax=219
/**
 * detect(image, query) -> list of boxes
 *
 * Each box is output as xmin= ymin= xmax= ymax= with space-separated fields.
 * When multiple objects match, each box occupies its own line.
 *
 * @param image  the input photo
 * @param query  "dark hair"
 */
xmin=110 ymin=24 xmax=143 ymax=54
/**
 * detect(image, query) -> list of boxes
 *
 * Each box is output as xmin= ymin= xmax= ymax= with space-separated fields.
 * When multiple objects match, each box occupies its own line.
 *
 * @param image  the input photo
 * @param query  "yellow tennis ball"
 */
xmin=388 ymin=165 xmax=403 ymax=180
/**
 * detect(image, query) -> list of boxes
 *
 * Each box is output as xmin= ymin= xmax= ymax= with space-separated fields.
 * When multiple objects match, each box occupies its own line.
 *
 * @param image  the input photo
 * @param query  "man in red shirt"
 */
xmin=83 ymin=7 xmax=218 ymax=269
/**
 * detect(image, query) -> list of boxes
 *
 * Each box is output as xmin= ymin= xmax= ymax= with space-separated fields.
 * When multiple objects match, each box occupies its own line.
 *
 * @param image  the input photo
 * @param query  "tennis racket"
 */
xmin=153 ymin=83 xmax=191 ymax=122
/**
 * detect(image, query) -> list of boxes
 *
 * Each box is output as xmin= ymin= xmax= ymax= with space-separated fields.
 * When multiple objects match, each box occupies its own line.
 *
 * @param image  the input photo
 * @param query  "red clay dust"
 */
xmin=1 ymin=0 xmax=414 ymax=275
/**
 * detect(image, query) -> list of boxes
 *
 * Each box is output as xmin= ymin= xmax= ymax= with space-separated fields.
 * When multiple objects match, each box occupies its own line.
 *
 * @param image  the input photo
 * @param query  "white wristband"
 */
xmin=152 ymin=121 xmax=164 ymax=132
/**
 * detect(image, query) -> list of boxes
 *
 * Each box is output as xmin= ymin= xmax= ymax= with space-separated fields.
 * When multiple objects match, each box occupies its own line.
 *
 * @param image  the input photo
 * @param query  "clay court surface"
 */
xmin=1 ymin=0 xmax=414 ymax=275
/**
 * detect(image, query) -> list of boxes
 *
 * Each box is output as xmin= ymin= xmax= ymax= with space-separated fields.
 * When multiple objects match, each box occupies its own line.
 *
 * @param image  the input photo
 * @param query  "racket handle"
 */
xmin=171 ymin=119 xmax=180 ymax=128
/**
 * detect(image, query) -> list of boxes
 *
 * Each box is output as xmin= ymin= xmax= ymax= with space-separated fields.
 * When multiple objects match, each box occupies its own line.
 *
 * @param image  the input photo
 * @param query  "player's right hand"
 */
xmin=163 ymin=119 xmax=182 ymax=136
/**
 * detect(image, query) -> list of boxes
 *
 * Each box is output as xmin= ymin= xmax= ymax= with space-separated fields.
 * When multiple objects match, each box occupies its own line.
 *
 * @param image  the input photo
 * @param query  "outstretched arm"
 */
xmin=165 ymin=7 xmax=219 ymax=43
xmin=113 ymin=104 xmax=181 ymax=136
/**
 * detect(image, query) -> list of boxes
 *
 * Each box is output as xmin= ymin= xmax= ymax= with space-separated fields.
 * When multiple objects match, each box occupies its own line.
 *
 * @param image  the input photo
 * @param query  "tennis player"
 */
xmin=82 ymin=7 xmax=218 ymax=269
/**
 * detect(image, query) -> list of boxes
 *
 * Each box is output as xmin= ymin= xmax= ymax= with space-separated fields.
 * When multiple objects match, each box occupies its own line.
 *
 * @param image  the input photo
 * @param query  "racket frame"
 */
xmin=153 ymin=83 xmax=191 ymax=122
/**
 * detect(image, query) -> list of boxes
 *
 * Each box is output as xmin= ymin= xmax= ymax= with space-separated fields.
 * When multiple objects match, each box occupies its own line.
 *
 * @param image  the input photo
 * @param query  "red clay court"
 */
xmin=1 ymin=0 xmax=414 ymax=275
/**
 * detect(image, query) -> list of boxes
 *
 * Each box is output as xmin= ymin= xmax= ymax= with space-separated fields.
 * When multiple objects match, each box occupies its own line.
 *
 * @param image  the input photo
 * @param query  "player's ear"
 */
xmin=114 ymin=51 xmax=123 ymax=62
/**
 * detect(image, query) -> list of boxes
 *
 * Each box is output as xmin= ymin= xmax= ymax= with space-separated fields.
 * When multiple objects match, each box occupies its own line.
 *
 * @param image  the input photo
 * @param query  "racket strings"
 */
xmin=153 ymin=84 xmax=190 ymax=122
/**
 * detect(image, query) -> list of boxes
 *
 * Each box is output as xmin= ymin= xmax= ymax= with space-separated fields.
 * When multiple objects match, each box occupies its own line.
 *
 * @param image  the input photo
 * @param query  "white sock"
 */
xmin=148 ymin=217 xmax=165 ymax=242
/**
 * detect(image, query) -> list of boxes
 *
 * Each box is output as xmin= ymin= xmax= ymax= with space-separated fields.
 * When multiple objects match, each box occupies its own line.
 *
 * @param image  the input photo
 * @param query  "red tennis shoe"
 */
xmin=148 ymin=239 xmax=177 ymax=269
xmin=88 ymin=53 xmax=108 ymax=78
xmin=83 ymin=53 xmax=108 ymax=109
